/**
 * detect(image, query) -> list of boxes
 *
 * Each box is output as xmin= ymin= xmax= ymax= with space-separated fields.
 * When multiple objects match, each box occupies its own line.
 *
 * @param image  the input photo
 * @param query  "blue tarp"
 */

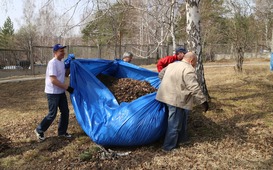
xmin=69 ymin=59 xmax=167 ymax=146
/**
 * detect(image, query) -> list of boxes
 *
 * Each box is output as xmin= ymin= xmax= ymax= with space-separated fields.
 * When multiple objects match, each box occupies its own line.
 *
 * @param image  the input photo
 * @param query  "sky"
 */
xmin=0 ymin=0 xmax=24 ymax=31
xmin=0 ymin=0 xmax=89 ymax=34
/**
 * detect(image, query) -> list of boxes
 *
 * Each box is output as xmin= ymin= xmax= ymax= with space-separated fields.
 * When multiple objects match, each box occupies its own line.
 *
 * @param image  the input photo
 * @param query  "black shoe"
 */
xmin=161 ymin=148 xmax=178 ymax=153
xmin=58 ymin=133 xmax=72 ymax=138
xmin=178 ymin=139 xmax=191 ymax=146
xmin=34 ymin=129 xmax=45 ymax=141
xmin=161 ymin=149 xmax=170 ymax=153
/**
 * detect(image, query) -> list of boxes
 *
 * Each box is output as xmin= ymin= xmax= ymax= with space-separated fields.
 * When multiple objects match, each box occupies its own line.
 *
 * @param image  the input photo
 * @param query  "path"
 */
xmin=0 ymin=61 xmax=269 ymax=83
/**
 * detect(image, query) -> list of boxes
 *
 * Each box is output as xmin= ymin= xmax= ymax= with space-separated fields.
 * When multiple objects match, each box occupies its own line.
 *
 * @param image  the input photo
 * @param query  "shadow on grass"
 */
xmin=0 ymin=135 xmax=75 ymax=159
xmin=185 ymin=92 xmax=272 ymax=147
xmin=188 ymin=104 xmax=226 ymax=143
xmin=1 ymin=76 xmax=272 ymax=169
xmin=80 ymin=100 xmax=232 ymax=168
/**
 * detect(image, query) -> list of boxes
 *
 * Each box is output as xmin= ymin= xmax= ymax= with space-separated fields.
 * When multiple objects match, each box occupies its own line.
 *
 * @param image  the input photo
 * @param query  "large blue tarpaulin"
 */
xmin=69 ymin=59 xmax=167 ymax=146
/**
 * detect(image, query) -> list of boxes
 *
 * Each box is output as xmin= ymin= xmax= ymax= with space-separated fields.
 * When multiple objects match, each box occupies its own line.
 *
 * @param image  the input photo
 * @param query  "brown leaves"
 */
xmin=97 ymin=74 xmax=157 ymax=103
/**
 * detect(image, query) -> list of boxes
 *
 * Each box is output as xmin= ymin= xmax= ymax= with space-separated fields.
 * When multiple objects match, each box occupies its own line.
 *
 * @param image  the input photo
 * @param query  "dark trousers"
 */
xmin=163 ymin=104 xmax=190 ymax=151
xmin=36 ymin=93 xmax=69 ymax=136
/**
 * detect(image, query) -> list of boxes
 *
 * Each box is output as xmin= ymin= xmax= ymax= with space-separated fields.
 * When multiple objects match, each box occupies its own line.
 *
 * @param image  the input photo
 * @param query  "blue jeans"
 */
xmin=36 ymin=93 xmax=69 ymax=136
xmin=162 ymin=104 xmax=190 ymax=151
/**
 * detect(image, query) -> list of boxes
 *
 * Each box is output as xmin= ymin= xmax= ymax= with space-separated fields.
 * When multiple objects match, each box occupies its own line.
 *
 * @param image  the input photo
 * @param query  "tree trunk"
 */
xmin=186 ymin=0 xmax=210 ymax=100
xmin=119 ymin=31 xmax=122 ymax=58
xmin=97 ymin=44 xmax=101 ymax=59
xmin=170 ymin=0 xmax=176 ymax=53
xmin=235 ymin=47 xmax=244 ymax=72
xmin=271 ymin=29 xmax=273 ymax=52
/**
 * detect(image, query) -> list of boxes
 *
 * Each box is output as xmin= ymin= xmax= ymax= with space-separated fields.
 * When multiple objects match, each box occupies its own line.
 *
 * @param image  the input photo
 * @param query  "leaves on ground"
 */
xmin=0 ymin=61 xmax=273 ymax=169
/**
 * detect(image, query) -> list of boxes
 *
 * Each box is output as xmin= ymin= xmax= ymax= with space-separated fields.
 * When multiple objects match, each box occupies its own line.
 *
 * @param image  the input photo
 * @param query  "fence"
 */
xmin=31 ymin=44 xmax=175 ymax=66
xmin=0 ymin=43 xmax=271 ymax=78
xmin=0 ymin=49 xmax=29 ymax=69
xmin=0 ymin=44 xmax=173 ymax=78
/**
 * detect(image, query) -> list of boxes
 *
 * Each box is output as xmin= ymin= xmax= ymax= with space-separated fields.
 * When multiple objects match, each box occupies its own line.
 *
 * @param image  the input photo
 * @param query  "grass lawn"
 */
xmin=0 ymin=59 xmax=272 ymax=169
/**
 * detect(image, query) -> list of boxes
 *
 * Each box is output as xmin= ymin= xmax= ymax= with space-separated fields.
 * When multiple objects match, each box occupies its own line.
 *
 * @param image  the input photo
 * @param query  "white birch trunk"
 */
xmin=186 ymin=0 xmax=210 ymax=99
xmin=170 ymin=0 xmax=176 ymax=54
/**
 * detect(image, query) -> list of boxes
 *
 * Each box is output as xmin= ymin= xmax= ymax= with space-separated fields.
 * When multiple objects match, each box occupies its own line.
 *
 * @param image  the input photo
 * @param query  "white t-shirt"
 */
xmin=44 ymin=58 xmax=66 ymax=94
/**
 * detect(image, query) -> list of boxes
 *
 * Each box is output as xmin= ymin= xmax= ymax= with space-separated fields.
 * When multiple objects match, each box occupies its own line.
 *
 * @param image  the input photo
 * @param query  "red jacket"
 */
xmin=157 ymin=55 xmax=179 ymax=72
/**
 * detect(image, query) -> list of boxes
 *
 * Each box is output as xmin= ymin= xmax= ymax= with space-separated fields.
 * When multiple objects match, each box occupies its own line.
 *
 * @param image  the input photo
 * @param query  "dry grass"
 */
xmin=0 ymin=60 xmax=273 ymax=170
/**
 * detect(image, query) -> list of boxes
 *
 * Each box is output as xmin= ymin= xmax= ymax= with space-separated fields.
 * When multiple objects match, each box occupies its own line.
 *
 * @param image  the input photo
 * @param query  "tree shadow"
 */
xmin=185 ymin=94 xmax=272 ymax=150
xmin=81 ymin=100 xmax=233 ymax=168
xmin=0 ymin=135 xmax=76 ymax=159
xmin=0 ymin=134 xmax=12 ymax=155
xmin=187 ymin=102 xmax=227 ymax=144
xmin=1 ymin=76 xmax=272 ymax=169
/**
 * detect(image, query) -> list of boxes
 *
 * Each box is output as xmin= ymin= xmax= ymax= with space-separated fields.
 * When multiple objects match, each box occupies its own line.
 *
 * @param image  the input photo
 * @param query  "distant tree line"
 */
xmin=0 ymin=0 xmax=272 ymax=70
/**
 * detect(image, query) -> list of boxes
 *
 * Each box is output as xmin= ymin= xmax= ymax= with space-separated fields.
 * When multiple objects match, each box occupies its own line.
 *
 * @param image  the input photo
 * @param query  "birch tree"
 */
xmin=142 ymin=0 xmax=183 ymax=57
xmin=254 ymin=0 xmax=273 ymax=52
xmin=186 ymin=0 xmax=209 ymax=99
xmin=117 ymin=0 xmax=185 ymax=58
xmin=36 ymin=2 xmax=58 ymax=46
xmin=16 ymin=0 xmax=38 ymax=48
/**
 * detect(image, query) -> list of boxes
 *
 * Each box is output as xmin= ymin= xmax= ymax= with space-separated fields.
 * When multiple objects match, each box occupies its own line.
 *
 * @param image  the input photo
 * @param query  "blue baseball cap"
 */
xmin=53 ymin=44 xmax=67 ymax=51
xmin=175 ymin=47 xmax=187 ymax=54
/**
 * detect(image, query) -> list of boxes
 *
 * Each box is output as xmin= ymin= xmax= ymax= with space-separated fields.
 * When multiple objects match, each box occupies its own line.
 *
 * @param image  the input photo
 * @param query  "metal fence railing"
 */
xmin=0 ymin=49 xmax=29 ymax=69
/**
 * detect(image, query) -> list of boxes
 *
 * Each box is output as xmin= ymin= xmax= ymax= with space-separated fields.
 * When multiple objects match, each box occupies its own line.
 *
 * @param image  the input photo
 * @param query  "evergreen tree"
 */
xmin=0 ymin=17 xmax=15 ymax=48
xmin=2 ymin=17 xmax=14 ymax=36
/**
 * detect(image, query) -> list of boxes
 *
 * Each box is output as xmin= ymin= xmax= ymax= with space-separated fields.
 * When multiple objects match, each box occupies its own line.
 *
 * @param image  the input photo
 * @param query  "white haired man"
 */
xmin=156 ymin=51 xmax=209 ymax=151
xmin=122 ymin=52 xmax=133 ymax=63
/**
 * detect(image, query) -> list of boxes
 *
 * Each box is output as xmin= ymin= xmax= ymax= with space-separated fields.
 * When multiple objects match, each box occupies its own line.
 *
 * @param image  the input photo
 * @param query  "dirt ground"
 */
xmin=0 ymin=60 xmax=273 ymax=170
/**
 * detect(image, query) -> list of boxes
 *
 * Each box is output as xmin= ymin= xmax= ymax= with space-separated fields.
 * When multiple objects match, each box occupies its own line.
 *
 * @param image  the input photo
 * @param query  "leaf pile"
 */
xmin=97 ymin=74 xmax=157 ymax=103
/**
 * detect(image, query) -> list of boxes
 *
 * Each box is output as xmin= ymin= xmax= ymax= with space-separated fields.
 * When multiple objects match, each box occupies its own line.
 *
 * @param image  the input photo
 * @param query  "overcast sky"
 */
xmin=0 ymin=0 xmax=87 ymax=34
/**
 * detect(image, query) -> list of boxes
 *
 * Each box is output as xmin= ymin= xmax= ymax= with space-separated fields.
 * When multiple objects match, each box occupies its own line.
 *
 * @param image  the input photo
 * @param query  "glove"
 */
xmin=64 ymin=54 xmax=75 ymax=69
xmin=68 ymin=53 xmax=75 ymax=60
xmin=66 ymin=86 xmax=74 ymax=94
xmin=202 ymin=101 xmax=209 ymax=112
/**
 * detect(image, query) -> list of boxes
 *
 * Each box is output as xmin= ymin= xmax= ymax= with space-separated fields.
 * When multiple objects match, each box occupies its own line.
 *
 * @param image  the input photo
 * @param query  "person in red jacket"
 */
xmin=157 ymin=47 xmax=187 ymax=72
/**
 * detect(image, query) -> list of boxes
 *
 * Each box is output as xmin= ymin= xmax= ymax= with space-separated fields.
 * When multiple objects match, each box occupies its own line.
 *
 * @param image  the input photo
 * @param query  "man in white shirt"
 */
xmin=34 ymin=44 xmax=74 ymax=141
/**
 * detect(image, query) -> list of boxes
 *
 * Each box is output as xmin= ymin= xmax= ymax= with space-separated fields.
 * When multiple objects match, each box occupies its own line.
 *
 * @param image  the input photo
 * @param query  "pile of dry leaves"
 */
xmin=97 ymin=74 xmax=157 ymax=103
